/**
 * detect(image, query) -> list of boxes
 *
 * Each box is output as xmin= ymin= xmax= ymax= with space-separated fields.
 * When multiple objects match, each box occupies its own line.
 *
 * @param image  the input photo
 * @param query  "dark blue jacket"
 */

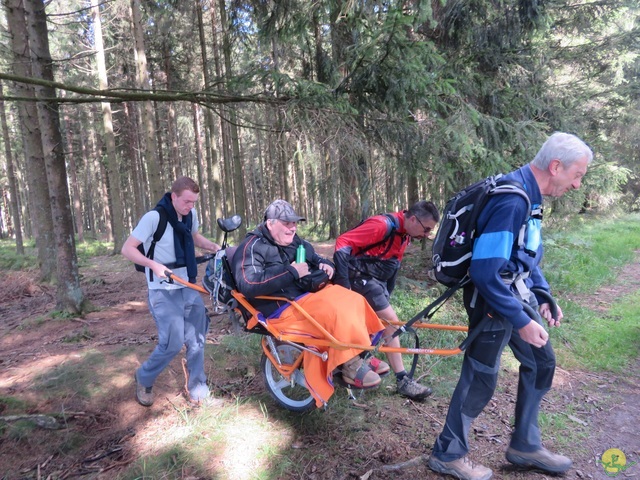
xmin=469 ymin=164 xmax=550 ymax=329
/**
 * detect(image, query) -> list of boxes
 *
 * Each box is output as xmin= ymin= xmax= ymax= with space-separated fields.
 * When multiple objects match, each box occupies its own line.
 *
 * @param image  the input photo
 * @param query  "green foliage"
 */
xmin=118 ymin=401 xmax=294 ymax=480
xmin=0 ymin=239 xmax=38 ymax=271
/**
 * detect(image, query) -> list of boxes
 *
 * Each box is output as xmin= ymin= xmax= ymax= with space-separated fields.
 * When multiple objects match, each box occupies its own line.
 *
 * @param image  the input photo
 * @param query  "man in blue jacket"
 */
xmin=428 ymin=133 xmax=593 ymax=480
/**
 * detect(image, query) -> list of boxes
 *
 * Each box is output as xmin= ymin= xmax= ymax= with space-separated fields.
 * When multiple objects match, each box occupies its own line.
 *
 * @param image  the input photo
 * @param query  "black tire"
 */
xmin=261 ymin=342 xmax=316 ymax=413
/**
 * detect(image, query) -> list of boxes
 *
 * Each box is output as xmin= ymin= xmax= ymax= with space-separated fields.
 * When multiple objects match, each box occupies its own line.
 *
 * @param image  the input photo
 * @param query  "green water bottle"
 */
xmin=296 ymin=244 xmax=306 ymax=263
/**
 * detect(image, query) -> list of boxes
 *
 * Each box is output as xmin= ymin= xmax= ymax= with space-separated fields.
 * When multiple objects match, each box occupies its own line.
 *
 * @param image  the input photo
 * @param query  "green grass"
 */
xmin=75 ymin=239 xmax=113 ymax=260
xmin=542 ymin=213 xmax=640 ymax=294
xmin=555 ymin=291 xmax=640 ymax=372
xmin=0 ymin=238 xmax=114 ymax=272
xmin=118 ymin=400 xmax=296 ymax=480
xmin=0 ymin=238 xmax=38 ymax=270
xmin=542 ymin=214 xmax=640 ymax=372
xmin=0 ymin=395 xmax=29 ymax=412
xmin=33 ymin=350 xmax=108 ymax=400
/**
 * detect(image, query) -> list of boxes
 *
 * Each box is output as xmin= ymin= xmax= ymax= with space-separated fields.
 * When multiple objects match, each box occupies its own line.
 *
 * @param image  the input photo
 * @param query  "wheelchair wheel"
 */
xmin=261 ymin=342 xmax=316 ymax=413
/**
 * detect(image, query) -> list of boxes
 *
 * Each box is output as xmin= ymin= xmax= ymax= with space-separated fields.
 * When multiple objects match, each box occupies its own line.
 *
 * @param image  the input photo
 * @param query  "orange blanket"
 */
xmin=265 ymin=284 xmax=385 ymax=407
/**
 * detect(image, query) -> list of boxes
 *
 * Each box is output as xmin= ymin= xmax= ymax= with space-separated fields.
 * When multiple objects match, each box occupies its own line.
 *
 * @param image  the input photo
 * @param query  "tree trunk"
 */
xmin=0 ymin=79 xmax=24 ymax=254
xmin=25 ymin=0 xmax=84 ymax=313
xmin=218 ymin=0 xmax=246 ymax=234
xmin=3 ymin=0 xmax=56 ymax=279
xmin=80 ymin=132 xmax=96 ymax=239
xmin=192 ymin=103 xmax=207 ymax=224
xmin=89 ymin=108 xmax=112 ymax=240
xmin=123 ymin=102 xmax=146 ymax=220
xmin=60 ymin=103 xmax=84 ymax=243
xmin=218 ymin=70 xmax=234 ymax=212
xmin=407 ymin=173 xmax=419 ymax=206
xmin=209 ymin=0 xmax=225 ymax=227
xmin=327 ymin=148 xmax=339 ymax=238
xmin=162 ymin=39 xmax=180 ymax=179
xmin=92 ymin=2 xmax=124 ymax=253
xmin=129 ymin=0 xmax=162 ymax=201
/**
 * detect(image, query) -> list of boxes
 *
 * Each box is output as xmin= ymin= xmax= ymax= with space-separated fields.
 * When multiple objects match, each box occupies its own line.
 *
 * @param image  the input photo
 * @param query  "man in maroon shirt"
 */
xmin=334 ymin=201 xmax=439 ymax=400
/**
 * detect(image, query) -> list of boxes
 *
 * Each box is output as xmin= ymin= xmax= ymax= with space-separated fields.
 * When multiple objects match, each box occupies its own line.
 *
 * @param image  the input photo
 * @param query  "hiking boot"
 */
xmin=367 ymin=356 xmax=390 ymax=375
xmin=341 ymin=356 xmax=381 ymax=389
xmin=396 ymin=376 xmax=432 ymax=400
xmin=134 ymin=373 xmax=154 ymax=407
xmin=506 ymin=447 xmax=572 ymax=473
xmin=428 ymin=455 xmax=493 ymax=480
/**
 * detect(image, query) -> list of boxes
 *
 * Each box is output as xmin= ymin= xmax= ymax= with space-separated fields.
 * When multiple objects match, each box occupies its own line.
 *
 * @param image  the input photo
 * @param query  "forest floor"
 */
xmin=0 ymin=242 xmax=638 ymax=479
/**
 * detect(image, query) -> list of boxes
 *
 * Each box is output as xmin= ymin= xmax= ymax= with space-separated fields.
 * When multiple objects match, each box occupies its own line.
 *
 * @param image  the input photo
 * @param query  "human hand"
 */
xmin=539 ymin=302 xmax=564 ymax=327
xmin=319 ymin=263 xmax=335 ymax=279
xmin=292 ymin=262 xmax=310 ymax=277
xmin=518 ymin=320 xmax=549 ymax=348
xmin=152 ymin=261 xmax=169 ymax=279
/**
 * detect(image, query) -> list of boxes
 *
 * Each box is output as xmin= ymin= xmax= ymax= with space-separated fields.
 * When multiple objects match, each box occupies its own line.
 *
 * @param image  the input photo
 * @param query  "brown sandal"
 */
xmin=367 ymin=356 xmax=390 ymax=376
xmin=341 ymin=357 xmax=381 ymax=389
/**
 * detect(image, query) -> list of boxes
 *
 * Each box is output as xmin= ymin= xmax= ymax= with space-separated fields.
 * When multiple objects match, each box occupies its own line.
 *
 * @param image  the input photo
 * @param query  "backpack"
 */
xmin=135 ymin=206 xmax=168 ymax=281
xmin=352 ymin=213 xmax=399 ymax=257
xmin=431 ymin=174 xmax=531 ymax=287
xmin=203 ymin=248 xmax=236 ymax=313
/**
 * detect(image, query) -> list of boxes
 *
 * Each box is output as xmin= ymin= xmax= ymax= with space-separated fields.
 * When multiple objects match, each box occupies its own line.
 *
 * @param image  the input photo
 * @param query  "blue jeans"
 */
xmin=136 ymin=288 xmax=210 ymax=401
xmin=432 ymin=288 xmax=556 ymax=461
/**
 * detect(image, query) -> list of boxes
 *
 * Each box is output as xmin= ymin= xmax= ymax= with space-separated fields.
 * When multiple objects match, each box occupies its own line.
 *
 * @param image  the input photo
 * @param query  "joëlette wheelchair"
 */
xmin=167 ymin=215 xmax=555 ymax=413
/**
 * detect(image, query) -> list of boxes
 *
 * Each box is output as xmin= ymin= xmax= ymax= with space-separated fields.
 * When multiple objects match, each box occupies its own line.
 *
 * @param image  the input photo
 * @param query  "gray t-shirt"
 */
xmin=132 ymin=208 xmax=200 ymax=290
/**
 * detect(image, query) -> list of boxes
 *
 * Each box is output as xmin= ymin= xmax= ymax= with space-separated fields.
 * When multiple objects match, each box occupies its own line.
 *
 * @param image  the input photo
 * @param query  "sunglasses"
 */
xmin=415 ymin=215 xmax=433 ymax=234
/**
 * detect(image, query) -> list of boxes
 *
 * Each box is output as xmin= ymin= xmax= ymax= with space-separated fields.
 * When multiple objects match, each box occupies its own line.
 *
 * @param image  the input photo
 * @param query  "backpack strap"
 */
xmin=354 ymin=213 xmax=399 ymax=257
xmin=146 ymin=206 xmax=168 ymax=282
xmin=490 ymin=180 xmax=532 ymax=252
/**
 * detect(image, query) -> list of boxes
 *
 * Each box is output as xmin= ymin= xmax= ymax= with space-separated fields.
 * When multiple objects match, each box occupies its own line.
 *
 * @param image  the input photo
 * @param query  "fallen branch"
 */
xmin=379 ymin=454 xmax=429 ymax=472
xmin=0 ymin=414 xmax=60 ymax=429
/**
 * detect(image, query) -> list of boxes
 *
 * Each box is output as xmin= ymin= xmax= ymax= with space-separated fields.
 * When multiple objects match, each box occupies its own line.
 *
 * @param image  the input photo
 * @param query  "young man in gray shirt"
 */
xmin=121 ymin=176 xmax=219 ymax=406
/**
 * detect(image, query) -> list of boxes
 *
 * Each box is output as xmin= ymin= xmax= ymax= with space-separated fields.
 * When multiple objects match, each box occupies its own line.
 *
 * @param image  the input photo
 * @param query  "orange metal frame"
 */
xmin=167 ymin=273 xmax=467 ymax=364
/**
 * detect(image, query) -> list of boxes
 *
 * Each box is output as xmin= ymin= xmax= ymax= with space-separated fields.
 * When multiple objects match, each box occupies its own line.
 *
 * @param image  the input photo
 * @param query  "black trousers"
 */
xmin=432 ymin=287 xmax=556 ymax=461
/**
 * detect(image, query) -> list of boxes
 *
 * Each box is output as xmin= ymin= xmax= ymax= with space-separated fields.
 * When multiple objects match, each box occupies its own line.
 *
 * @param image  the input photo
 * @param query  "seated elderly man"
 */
xmin=232 ymin=199 xmax=386 ymax=407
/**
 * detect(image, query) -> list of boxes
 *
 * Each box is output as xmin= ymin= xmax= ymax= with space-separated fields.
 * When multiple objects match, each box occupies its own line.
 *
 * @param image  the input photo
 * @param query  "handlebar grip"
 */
xmin=520 ymin=301 xmax=539 ymax=321
xmin=530 ymin=288 xmax=558 ymax=322
xmin=195 ymin=253 xmax=215 ymax=264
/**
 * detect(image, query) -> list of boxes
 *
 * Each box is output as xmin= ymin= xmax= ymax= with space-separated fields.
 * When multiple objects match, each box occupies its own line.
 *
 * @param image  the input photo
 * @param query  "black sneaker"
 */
xmin=134 ymin=373 xmax=154 ymax=407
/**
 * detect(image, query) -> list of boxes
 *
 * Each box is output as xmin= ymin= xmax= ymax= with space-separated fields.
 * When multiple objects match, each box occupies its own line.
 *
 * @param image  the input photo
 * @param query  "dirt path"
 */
xmin=0 ymin=249 xmax=638 ymax=479
xmin=562 ymin=256 xmax=640 ymax=475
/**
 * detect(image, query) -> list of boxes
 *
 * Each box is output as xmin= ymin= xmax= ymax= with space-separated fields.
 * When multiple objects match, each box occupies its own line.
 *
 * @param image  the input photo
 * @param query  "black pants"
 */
xmin=432 ymin=287 xmax=556 ymax=461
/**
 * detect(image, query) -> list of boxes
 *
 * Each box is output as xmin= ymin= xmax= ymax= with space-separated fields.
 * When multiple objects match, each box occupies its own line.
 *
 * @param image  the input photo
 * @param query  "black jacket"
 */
xmin=232 ymin=224 xmax=334 ymax=317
